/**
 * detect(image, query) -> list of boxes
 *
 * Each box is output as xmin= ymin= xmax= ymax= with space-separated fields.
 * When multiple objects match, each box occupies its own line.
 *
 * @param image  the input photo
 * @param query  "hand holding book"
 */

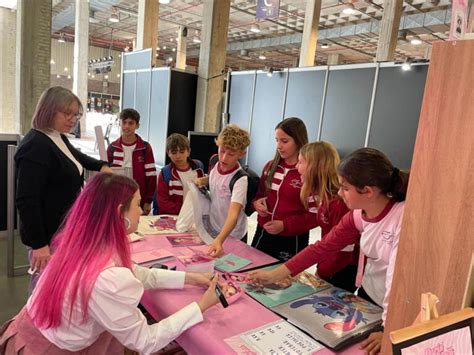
xmin=248 ymin=263 xmax=292 ymax=285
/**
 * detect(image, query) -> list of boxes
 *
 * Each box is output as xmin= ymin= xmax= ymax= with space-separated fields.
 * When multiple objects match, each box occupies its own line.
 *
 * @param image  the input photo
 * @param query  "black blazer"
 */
xmin=15 ymin=129 xmax=107 ymax=249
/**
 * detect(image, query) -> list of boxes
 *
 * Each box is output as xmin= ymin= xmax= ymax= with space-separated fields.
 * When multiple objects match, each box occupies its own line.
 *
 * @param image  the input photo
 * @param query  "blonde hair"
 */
xmin=216 ymin=124 xmax=251 ymax=151
xmin=32 ymin=86 xmax=83 ymax=130
xmin=300 ymin=141 xmax=341 ymax=209
xmin=265 ymin=117 xmax=308 ymax=190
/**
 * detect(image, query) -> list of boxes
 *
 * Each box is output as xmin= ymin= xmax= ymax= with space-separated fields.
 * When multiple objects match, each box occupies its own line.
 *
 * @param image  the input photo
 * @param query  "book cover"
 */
xmin=272 ymin=287 xmax=383 ymax=350
xmin=137 ymin=215 xmax=178 ymax=235
xmin=239 ymin=266 xmax=329 ymax=308
xmin=214 ymin=253 xmax=252 ymax=272
xmin=177 ymin=254 xmax=215 ymax=272
xmin=166 ymin=234 xmax=205 ymax=247
xmin=132 ymin=249 xmax=175 ymax=265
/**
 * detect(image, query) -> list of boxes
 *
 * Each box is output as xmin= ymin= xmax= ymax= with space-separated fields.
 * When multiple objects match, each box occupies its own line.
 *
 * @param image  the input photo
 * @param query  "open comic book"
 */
xmin=234 ymin=266 xmax=383 ymax=351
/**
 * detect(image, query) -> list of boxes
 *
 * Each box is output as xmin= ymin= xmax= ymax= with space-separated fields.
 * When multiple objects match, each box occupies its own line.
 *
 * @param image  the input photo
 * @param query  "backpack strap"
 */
xmin=229 ymin=169 xmax=247 ymax=193
xmin=162 ymin=164 xmax=172 ymax=184
xmin=208 ymin=154 xmax=219 ymax=173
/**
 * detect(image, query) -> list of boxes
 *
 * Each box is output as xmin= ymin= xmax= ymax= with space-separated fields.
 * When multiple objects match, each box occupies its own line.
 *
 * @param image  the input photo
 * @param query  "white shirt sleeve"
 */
xmin=230 ymin=175 xmax=247 ymax=207
xmin=89 ymin=267 xmax=203 ymax=354
xmin=132 ymin=264 xmax=185 ymax=290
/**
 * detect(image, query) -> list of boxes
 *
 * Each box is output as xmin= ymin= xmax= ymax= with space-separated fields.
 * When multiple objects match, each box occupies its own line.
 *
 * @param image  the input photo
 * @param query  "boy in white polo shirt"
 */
xmin=196 ymin=124 xmax=251 ymax=257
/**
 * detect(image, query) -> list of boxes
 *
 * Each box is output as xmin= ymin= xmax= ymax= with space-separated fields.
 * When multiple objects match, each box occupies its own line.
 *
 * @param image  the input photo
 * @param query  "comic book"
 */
xmin=228 ymin=266 xmax=383 ymax=350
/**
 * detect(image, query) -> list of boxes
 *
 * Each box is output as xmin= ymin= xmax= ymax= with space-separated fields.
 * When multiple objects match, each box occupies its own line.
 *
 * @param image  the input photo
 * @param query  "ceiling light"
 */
xmin=58 ymin=33 xmax=65 ymax=43
xmin=321 ymin=42 xmax=330 ymax=49
xmin=401 ymin=58 xmax=412 ymax=71
xmin=159 ymin=0 xmax=170 ymax=4
xmin=168 ymin=57 xmax=173 ymax=62
xmin=172 ymin=48 xmax=176 ymax=52
xmin=50 ymin=59 xmax=55 ymax=65
xmin=410 ymin=37 xmax=422 ymax=45
xmin=192 ymin=36 xmax=201 ymax=43
xmin=64 ymin=67 xmax=68 ymax=72
xmin=250 ymin=24 xmax=261 ymax=33
xmin=109 ymin=7 xmax=119 ymax=23
xmin=92 ymin=74 xmax=95 ymax=78
xmin=124 ymin=46 xmax=130 ymax=52
xmin=67 ymin=75 xmax=72 ymax=79
xmin=104 ymin=75 xmax=109 ymax=79
xmin=258 ymin=54 xmax=266 ymax=60
xmin=117 ymin=74 xmax=121 ymax=78
xmin=163 ymin=45 xmax=167 ymax=50
xmin=342 ymin=3 xmax=357 ymax=15
xmin=56 ymin=74 xmax=60 ymax=78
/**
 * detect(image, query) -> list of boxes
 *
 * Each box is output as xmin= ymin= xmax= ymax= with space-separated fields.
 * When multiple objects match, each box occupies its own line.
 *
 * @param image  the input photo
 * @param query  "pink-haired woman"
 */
xmin=0 ymin=173 xmax=219 ymax=354
xmin=15 ymin=86 xmax=112 ymax=292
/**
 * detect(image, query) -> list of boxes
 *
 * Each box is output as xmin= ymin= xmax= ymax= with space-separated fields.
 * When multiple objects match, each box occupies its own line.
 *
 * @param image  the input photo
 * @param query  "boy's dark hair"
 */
xmin=166 ymin=133 xmax=190 ymax=153
xmin=119 ymin=108 xmax=140 ymax=123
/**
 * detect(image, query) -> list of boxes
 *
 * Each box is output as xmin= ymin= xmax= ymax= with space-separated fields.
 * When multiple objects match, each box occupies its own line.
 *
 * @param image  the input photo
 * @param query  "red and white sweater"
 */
xmin=254 ymin=160 xmax=317 ymax=236
xmin=107 ymin=135 xmax=157 ymax=204
xmin=156 ymin=160 xmax=204 ymax=215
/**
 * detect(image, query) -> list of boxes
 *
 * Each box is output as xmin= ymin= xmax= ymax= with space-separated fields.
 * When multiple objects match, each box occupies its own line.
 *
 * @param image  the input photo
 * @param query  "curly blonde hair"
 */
xmin=216 ymin=124 xmax=251 ymax=151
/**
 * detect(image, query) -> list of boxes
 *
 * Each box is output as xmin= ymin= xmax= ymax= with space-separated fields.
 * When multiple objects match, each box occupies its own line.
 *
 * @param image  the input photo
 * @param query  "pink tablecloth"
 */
xmin=134 ymin=234 xmax=362 ymax=355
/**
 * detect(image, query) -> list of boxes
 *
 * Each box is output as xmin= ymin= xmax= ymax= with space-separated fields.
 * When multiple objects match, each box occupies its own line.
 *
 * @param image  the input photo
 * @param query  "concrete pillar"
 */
xmin=136 ymin=0 xmax=159 ymax=67
xmin=376 ymin=0 xmax=403 ymax=61
xmin=299 ymin=0 xmax=322 ymax=67
xmin=327 ymin=53 xmax=342 ymax=65
xmin=73 ymin=0 xmax=89 ymax=135
xmin=176 ymin=26 xmax=187 ymax=70
xmin=195 ymin=0 xmax=231 ymax=132
xmin=0 ymin=7 xmax=17 ymax=133
xmin=16 ymin=0 xmax=51 ymax=135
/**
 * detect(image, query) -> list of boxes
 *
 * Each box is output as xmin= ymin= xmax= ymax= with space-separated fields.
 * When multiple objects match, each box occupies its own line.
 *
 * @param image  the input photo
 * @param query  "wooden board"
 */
xmin=381 ymin=39 xmax=474 ymax=353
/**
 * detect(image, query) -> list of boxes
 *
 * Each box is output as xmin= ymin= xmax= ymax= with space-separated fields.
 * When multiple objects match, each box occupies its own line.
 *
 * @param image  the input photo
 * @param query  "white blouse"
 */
xmin=27 ymin=265 xmax=203 ymax=354
xmin=42 ymin=129 xmax=83 ymax=175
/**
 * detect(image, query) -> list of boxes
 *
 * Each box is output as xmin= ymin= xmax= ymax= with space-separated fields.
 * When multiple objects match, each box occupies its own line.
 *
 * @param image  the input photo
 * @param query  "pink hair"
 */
xmin=29 ymin=173 xmax=138 ymax=329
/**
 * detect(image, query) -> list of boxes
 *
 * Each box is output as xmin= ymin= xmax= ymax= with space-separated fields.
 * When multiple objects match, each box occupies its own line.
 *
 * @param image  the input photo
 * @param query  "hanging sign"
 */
xmin=449 ymin=0 xmax=468 ymax=40
xmin=256 ymin=0 xmax=280 ymax=20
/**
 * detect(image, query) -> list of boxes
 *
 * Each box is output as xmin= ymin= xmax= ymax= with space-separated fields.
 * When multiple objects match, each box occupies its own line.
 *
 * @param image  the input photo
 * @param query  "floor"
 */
xmin=0 ymin=133 xmax=321 ymax=323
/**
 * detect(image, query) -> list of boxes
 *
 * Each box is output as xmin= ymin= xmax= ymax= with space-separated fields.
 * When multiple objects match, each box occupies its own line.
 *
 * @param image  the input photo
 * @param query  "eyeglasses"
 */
xmin=60 ymin=111 xmax=83 ymax=121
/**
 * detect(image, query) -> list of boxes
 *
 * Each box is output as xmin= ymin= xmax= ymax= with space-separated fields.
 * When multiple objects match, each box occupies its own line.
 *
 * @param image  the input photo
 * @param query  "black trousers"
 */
xmin=321 ymin=264 xmax=358 ymax=293
xmin=251 ymin=225 xmax=309 ymax=261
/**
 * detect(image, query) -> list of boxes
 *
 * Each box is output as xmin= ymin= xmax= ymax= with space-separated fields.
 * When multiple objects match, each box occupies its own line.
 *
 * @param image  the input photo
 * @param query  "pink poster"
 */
xmin=449 ymin=0 xmax=468 ymax=40
xmin=400 ymin=326 xmax=472 ymax=355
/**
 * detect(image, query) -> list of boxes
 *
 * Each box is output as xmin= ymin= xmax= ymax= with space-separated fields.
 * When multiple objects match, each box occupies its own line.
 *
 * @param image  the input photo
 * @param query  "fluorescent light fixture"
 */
xmin=108 ymin=13 xmax=119 ymax=23
xmin=67 ymin=75 xmax=72 ymax=79
xmin=250 ymin=24 xmax=261 ymax=33
xmin=92 ymin=74 xmax=95 ymax=78
xmin=258 ymin=54 xmax=266 ymax=60
xmin=56 ymin=74 xmax=60 ymax=78
xmin=64 ymin=67 xmax=68 ymax=72
xmin=168 ymin=57 xmax=173 ymax=61
xmin=321 ymin=42 xmax=330 ymax=49
xmin=159 ymin=0 xmax=170 ymax=4
xmin=342 ymin=4 xmax=357 ymax=15
xmin=172 ymin=48 xmax=176 ymax=52
xmin=410 ymin=37 xmax=422 ymax=45
xmin=58 ymin=33 xmax=65 ymax=43
xmin=117 ymin=74 xmax=121 ymax=78
xmin=104 ymin=75 xmax=109 ymax=79
xmin=50 ymin=59 xmax=55 ymax=65
xmin=192 ymin=36 xmax=201 ymax=43
xmin=266 ymin=67 xmax=274 ymax=77
xmin=163 ymin=45 xmax=167 ymax=50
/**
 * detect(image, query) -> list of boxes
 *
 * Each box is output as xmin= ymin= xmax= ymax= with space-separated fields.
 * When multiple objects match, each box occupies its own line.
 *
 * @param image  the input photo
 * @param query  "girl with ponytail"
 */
xmin=250 ymin=148 xmax=410 ymax=354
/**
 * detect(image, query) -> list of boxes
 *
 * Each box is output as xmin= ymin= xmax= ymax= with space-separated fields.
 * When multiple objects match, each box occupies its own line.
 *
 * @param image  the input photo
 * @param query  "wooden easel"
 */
xmin=413 ymin=292 xmax=440 ymax=324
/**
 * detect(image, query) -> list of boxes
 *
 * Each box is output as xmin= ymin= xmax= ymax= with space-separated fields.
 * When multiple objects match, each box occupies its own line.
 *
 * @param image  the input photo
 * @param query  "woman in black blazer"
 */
xmin=15 ymin=86 xmax=112 ymax=292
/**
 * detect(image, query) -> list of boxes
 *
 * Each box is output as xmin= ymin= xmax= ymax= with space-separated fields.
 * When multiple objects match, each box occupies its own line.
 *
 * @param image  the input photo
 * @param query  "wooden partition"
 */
xmin=382 ymin=40 xmax=474 ymax=353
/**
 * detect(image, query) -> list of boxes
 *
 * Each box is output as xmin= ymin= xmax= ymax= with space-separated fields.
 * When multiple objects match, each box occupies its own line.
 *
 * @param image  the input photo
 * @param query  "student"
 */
xmin=196 ymin=124 xmax=251 ymax=257
xmin=249 ymin=147 xmax=409 ymax=354
xmin=107 ymin=108 xmax=157 ymax=215
xmin=155 ymin=133 xmax=204 ymax=215
xmin=251 ymin=117 xmax=313 ymax=261
xmin=297 ymin=141 xmax=358 ymax=292
xmin=0 ymin=173 xmax=219 ymax=354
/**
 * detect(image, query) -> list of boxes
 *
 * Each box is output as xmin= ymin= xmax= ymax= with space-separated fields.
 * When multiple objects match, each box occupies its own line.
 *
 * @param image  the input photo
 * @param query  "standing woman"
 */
xmin=15 ymin=86 xmax=112 ymax=291
xmin=251 ymin=117 xmax=314 ymax=261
